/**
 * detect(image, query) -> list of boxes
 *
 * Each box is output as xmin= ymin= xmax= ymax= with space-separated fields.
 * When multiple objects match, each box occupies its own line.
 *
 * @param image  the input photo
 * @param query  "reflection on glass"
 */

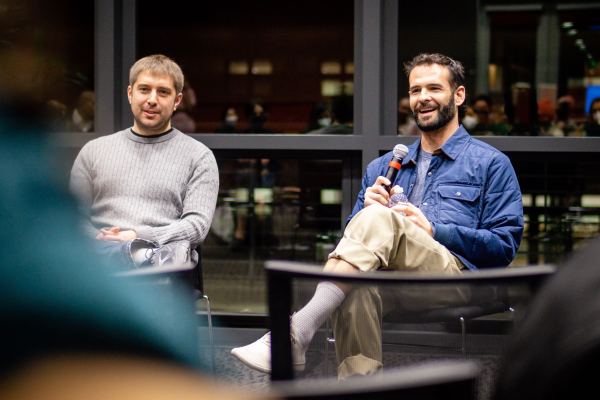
xmin=251 ymin=60 xmax=273 ymax=76
xmin=203 ymin=157 xmax=343 ymax=313
xmin=138 ymin=0 xmax=354 ymax=133
xmin=0 ymin=1 xmax=94 ymax=133
xmin=229 ymin=61 xmax=250 ymax=75
xmin=321 ymin=61 xmax=342 ymax=75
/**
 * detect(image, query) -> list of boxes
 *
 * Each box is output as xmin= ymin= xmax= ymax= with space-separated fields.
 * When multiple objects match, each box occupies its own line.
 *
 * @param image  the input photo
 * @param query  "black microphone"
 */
xmin=383 ymin=144 xmax=409 ymax=192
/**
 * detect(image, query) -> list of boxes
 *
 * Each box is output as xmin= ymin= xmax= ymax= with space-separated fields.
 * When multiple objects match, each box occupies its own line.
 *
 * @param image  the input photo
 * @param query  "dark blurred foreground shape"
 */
xmin=494 ymin=236 xmax=600 ymax=400
xmin=0 ymin=46 xmax=261 ymax=399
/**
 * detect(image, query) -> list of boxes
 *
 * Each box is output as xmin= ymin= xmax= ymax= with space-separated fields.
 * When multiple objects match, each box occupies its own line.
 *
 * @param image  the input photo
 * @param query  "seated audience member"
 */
xmin=69 ymin=54 xmax=219 ymax=269
xmin=462 ymin=95 xmax=511 ymax=136
xmin=303 ymin=101 xmax=331 ymax=133
xmin=244 ymin=100 xmax=273 ymax=133
xmin=397 ymin=96 xmax=419 ymax=135
xmin=494 ymin=236 xmax=600 ymax=400
xmin=171 ymin=83 xmax=197 ymax=133
xmin=306 ymin=95 xmax=353 ymax=134
xmin=547 ymin=95 xmax=579 ymax=137
xmin=232 ymin=53 xmax=523 ymax=379
xmin=68 ymin=90 xmax=95 ymax=133
xmin=536 ymin=99 xmax=555 ymax=136
xmin=45 ymin=98 xmax=69 ymax=132
xmin=216 ymin=106 xmax=240 ymax=133
xmin=584 ymin=97 xmax=600 ymax=137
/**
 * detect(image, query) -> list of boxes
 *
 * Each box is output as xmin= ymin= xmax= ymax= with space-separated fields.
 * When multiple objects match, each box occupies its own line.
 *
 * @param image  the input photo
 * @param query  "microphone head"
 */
xmin=392 ymin=144 xmax=409 ymax=160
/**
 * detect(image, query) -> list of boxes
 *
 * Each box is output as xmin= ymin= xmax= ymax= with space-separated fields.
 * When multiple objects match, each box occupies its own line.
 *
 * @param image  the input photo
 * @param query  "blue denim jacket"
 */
xmin=347 ymin=126 xmax=523 ymax=270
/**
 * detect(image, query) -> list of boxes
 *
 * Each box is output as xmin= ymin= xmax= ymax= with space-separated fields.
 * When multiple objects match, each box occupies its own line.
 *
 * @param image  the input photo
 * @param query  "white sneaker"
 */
xmin=230 ymin=329 xmax=306 ymax=373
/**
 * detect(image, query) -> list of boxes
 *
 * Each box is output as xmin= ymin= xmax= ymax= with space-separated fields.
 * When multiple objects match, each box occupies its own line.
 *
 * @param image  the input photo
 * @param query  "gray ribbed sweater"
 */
xmin=70 ymin=128 xmax=219 ymax=247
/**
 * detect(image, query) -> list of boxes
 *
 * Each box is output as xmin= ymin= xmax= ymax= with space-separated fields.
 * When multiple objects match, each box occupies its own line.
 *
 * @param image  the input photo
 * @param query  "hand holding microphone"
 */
xmin=364 ymin=144 xmax=409 ymax=208
xmin=383 ymin=144 xmax=409 ymax=192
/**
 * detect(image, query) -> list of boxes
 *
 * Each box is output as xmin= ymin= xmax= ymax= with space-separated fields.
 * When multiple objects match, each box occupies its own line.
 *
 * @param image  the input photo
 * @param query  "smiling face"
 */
xmin=408 ymin=64 xmax=465 ymax=133
xmin=127 ymin=71 xmax=182 ymax=136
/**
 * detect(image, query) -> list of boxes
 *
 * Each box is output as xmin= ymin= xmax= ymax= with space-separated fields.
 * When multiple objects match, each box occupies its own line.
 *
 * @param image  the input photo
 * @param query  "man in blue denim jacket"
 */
xmin=232 ymin=53 xmax=524 ymax=378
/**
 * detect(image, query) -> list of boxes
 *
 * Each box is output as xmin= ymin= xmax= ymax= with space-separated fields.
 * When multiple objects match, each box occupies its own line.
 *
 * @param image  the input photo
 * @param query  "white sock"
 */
xmin=291 ymin=281 xmax=346 ymax=350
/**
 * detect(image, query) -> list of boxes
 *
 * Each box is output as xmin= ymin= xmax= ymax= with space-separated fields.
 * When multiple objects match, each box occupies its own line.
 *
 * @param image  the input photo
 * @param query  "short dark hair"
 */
xmin=331 ymin=95 xmax=353 ymax=124
xmin=472 ymin=94 xmax=492 ymax=108
xmin=403 ymin=53 xmax=465 ymax=90
xmin=404 ymin=53 xmax=466 ymax=118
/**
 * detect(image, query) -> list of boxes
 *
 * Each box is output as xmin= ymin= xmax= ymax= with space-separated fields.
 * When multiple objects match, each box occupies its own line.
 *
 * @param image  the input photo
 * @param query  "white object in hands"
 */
xmin=389 ymin=187 xmax=409 ymax=208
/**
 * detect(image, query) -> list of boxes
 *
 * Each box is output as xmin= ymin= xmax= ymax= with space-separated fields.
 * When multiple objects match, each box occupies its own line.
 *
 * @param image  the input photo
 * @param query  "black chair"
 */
xmin=377 ymin=280 xmax=512 ymax=356
xmin=116 ymin=247 xmax=215 ymax=373
xmin=189 ymin=246 xmax=215 ymax=373
xmin=265 ymin=260 xmax=555 ymax=381
xmin=269 ymin=359 xmax=480 ymax=400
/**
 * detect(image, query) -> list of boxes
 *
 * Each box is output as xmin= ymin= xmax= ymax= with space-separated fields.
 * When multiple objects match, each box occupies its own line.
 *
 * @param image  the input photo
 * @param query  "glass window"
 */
xmin=510 ymin=153 xmax=600 ymax=266
xmin=203 ymin=156 xmax=345 ymax=313
xmin=0 ymin=0 xmax=95 ymax=133
xmin=396 ymin=1 xmax=477 ymax=136
xmin=138 ymin=0 xmax=354 ymax=134
xmin=397 ymin=2 xmax=600 ymax=137
xmin=488 ymin=11 xmax=539 ymax=136
xmin=557 ymin=9 xmax=600 ymax=137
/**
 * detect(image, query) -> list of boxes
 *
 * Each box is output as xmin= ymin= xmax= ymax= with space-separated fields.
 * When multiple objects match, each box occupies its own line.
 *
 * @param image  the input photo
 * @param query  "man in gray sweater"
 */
xmin=70 ymin=54 xmax=219 ymax=267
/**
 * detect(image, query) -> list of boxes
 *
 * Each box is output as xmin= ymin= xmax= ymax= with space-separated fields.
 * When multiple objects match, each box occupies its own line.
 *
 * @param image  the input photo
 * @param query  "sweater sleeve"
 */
xmin=69 ymin=145 xmax=100 ymax=239
xmin=136 ymin=149 xmax=219 ymax=247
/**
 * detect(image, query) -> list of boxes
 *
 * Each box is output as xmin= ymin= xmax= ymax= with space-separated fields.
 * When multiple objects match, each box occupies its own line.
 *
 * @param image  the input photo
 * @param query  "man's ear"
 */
xmin=173 ymin=92 xmax=183 ymax=111
xmin=455 ymin=85 xmax=466 ymax=107
xmin=127 ymin=85 xmax=133 ymax=104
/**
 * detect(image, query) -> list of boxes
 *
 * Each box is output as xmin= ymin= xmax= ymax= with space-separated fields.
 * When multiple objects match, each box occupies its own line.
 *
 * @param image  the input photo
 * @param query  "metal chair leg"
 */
xmin=198 ymin=293 xmax=215 ymax=373
xmin=459 ymin=316 xmax=466 ymax=356
xmin=324 ymin=320 xmax=336 ymax=376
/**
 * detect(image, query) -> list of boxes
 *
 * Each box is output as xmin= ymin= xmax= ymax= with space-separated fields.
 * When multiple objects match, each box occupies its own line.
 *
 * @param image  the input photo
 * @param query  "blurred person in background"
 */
xmin=216 ymin=106 xmax=240 ymax=133
xmin=307 ymin=95 xmax=353 ymax=134
xmin=584 ymin=97 xmax=600 ymax=137
xmin=244 ymin=100 xmax=272 ymax=133
xmin=171 ymin=83 xmax=197 ymax=133
xmin=0 ymin=45 xmax=258 ymax=400
xmin=397 ymin=96 xmax=419 ymax=135
xmin=68 ymin=90 xmax=95 ymax=133
xmin=547 ymin=95 xmax=581 ymax=137
xmin=536 ymin=98 xmax=555 ymax=136
xmin=303 ymin=101 xmax=331 ymax=133
xmin=463 ymin=94 xmax=511 ymax=136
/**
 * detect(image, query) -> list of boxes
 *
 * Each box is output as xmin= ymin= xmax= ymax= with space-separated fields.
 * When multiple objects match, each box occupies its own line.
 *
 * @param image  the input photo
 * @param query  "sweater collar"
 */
xmin=125 ymin=127 xmax=179 ymax=143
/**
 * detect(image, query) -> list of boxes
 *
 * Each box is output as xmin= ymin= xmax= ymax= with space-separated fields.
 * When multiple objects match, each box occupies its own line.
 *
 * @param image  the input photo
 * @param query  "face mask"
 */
xmin=225 ymin=116 xmax=238 ymax=125
xmin=318 ymin=117 xmax=331 ymax=127
xmin=593 ymin=111 xmax=600 ymax=124
xmin=463 ymin=115 xmax=478 ymax=130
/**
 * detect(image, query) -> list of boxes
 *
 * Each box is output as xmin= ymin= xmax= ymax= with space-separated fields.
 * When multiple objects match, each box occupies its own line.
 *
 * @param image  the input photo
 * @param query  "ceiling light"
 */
xmin=561 ymin=21 xmax=574 ymax=29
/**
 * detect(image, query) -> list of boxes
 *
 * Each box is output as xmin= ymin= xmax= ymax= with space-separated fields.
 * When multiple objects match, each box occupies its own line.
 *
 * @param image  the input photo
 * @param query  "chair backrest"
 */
xmin=189 ymin=245 xmax=204 ymax=293
xmin=269 ymin=360 xmax=480 ymax=400
xmin=265 ymin=260 xmax=556 ymax=381
xmin=494 ymin=237 xmax=600 ymax=400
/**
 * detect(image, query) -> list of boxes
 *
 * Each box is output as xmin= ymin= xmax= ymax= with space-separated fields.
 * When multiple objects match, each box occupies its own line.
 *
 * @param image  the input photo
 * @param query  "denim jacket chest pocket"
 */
xmin=437 ymin=184 xmax=481 ymax=229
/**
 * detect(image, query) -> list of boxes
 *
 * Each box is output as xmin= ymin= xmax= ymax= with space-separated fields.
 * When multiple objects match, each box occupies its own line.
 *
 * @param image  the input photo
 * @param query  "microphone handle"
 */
xmin=383 ymin=157 xmax=402 ymax=192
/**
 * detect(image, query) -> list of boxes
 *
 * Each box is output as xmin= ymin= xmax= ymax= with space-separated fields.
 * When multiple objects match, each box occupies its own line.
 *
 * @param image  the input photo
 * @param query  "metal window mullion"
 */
xmin=94 ymin=0 xmax=116 ymax=135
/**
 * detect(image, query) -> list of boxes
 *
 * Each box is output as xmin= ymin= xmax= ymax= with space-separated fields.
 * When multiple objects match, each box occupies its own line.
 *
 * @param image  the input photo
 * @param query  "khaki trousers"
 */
xmin=328 ymin=205 xmax=466 ymax=379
